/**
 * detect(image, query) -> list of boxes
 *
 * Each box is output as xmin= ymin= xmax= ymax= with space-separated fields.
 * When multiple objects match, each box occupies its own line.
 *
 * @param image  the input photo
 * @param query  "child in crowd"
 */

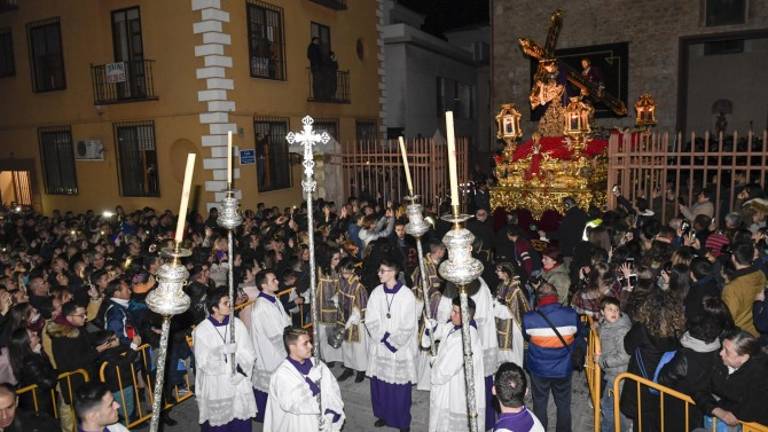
xmin=596 ymin=296 xmax=632 ymax=431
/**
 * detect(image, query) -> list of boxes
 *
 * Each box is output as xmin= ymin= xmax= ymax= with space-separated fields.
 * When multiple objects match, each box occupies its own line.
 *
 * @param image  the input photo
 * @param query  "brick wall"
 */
xmin=491 ymin=0 xmax=768 ymax=133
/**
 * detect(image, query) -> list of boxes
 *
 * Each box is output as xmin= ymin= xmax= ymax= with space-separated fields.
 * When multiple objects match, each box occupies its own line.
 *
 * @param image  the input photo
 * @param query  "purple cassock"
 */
xmin=370 ymin=378 xmax=412 ymax=429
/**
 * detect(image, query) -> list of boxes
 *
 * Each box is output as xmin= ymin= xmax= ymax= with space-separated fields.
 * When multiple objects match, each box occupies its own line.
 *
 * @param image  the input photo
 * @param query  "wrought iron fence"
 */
xmin=91 ymin=59 xmax=157 ymax=105
xmin=307 ymin=68 xmax=350 ymax=103
xmin=309 ymin=0 xmax=347 ymax=10
xmin=607 ymin=129 xmax=768 ymax=222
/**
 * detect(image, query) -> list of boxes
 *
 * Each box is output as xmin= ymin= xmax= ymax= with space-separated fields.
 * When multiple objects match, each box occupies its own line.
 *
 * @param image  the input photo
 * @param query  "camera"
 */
xmin=681 ymin=220 xmax=691 ymax=236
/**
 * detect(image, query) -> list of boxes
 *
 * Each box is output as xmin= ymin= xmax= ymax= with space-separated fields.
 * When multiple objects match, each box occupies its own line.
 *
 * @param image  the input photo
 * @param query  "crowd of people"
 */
xmin=0 ymin=178 xmax=766 ymax=432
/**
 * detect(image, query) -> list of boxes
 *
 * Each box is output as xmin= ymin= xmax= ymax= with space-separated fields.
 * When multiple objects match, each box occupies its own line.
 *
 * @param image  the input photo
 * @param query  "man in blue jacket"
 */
xmin=522 ymin=282 xmax=580 ymax=432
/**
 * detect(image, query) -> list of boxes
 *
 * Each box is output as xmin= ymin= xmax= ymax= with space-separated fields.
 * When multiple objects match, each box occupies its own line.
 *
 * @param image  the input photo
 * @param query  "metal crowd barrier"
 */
xmin=583 ymin=315 xmax=602 ymax=431
xmin=15 ymin=369 xmax=89 ymax=432
xmin=613 ymin=372 xmax=768 ymax=432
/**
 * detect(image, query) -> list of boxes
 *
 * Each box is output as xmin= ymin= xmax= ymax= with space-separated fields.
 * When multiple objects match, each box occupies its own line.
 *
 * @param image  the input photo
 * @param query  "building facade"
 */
xmin=381 ymin=0 xmax=491 ymax=169
xmin=491 ymin=0 xmax=768 ymax=134
xmin=0 ymin=0 xmax=381 ymax=214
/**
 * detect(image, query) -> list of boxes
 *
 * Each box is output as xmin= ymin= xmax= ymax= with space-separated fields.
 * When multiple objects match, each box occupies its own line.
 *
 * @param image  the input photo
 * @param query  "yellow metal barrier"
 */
xmin=584 ymin=315 xmax=602 ymax=431
xmin=97 ymin=343 xmax=194 ymax=429
xmin=16 ymin=369 xmax=89 ymax=432
xmin=612 ymin=372 xmax=768 ymax=432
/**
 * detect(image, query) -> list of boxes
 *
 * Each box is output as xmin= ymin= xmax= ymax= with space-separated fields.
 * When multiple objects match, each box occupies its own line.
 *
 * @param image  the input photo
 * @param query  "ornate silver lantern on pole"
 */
xmin=217 ymin=131 xmax=243 ymax=374
xmin=286 ymin=115 xmax=330 ymax=360
xmin=438 ymin=112 xmax=483 ymax=432
xmin=398 ymin=137 xmax=437 ymax=357
xmin=146 ymin=154 xmax=195 ymax=432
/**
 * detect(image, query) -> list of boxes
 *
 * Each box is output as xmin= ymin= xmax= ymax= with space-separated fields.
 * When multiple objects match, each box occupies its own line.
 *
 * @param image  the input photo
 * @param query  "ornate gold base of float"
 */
xmin=491 ymin=141 xmax=608 ymax=218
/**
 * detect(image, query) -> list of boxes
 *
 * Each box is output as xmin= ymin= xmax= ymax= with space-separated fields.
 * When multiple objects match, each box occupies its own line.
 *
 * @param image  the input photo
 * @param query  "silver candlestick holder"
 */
xmin=217 ymin=189 xmax=242 ymax=375
xmin=438 ymin=210 xmax=483 ymax=432
xmin=146 ymin=246 xmax=192 ymax=432
xmin=404 ymin=195 xmax=437 ymax=357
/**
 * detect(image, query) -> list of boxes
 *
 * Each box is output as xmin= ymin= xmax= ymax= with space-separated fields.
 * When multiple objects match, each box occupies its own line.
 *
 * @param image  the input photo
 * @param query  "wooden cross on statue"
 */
xmin=519 ymin=9 xmax=627 ymax=116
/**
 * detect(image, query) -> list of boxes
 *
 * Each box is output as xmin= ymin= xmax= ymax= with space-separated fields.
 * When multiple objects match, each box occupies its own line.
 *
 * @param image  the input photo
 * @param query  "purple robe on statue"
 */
xmin=370 ymin=377 xmax=412 ymax=429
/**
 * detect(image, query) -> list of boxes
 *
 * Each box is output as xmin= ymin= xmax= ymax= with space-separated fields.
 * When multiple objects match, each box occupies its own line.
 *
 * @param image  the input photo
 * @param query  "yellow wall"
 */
xmin=0 ymin=0 xmax=380 ymax=215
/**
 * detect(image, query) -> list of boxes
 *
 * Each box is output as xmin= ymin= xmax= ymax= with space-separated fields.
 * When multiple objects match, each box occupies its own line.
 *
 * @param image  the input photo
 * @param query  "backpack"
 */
xmin=635 ymin=348 xmax=676 ymax=395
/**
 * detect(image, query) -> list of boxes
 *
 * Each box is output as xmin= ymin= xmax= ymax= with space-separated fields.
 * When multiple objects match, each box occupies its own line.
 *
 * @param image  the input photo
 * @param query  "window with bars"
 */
xmin=246 ymin=1 xmax=285 ymax=80
xmin=114 ymin=121 xmax=159 ymax=197
xmin=356 ymin=120 xmax=377 ymax=143
xmin=38 ymin=127 xmax=77 ymax=195
xmin=27 ymin=19 xmax=66 ymax=92
xmin=314 ymin=120 xmax=338 ymax=142
xmin=0 ymin=29 xmax=14 ymax=78
xmin=254 ymin=118 xmax=290 ymax=191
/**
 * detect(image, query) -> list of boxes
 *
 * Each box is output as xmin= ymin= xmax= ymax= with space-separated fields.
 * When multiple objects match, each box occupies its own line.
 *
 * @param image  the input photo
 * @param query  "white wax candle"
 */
xmin=175 ymin=153 xmax=196 ymax=244
xmin=445 ymin=111 xmax=459 ymax=208
xmin=398 ymin=136 xmax=414 ymax=195
xmin=227 ymin=131 xmax=233 ymax=186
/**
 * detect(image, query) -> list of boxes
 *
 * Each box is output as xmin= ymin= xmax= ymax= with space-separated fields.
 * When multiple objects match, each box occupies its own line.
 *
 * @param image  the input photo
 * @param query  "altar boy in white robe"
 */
xmin=193 ymin=289 xmax=257 ymax=431
xmin=249 ymin=269 xmax=292 ymax=423
xmin=366 ymin=258 xmax=418 ymax=432
xmin=264 ymin=327 xmax=345 ymax=432
xmin=426 ymin=296 xmax=486 ymax=432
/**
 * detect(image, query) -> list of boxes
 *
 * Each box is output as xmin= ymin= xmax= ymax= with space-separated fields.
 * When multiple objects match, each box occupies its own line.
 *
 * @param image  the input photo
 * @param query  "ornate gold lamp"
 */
xmin=495 ymin=103 xmax=523 ymax=159
xmin=634 ymin=93 xmax=657 ymax=128
xmin=563 ymin=96 xmax=594 ymax=157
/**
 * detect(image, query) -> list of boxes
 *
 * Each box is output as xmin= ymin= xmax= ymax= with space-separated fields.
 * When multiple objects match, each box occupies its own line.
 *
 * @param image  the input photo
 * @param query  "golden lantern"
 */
xmin=563 ymin=96 xmax=594 ymax=156
xmin=496 ymin=103 xmax=523 ymax=143
xmin=495 ymin=103 xmax=523 ymax=159
xmin=634 ymin=93 xmax=657 ymax=128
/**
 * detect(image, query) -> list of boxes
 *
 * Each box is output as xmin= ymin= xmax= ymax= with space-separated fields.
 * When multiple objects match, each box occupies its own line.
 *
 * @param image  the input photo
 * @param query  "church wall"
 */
xmin=686 ymin=37 xmax=768 ymax=133
xmin=491 ymin=0 xmax=768 ymax=134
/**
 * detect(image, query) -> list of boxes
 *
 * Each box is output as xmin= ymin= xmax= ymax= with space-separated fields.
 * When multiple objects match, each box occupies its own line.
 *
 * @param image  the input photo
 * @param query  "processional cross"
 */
xmin=519 ymin=9 xmax=628 ymax=116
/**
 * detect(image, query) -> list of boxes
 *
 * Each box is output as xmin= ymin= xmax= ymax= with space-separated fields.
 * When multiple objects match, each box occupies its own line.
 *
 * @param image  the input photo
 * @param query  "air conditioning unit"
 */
xmin=75 ymin=139 xmax=105 ymax=161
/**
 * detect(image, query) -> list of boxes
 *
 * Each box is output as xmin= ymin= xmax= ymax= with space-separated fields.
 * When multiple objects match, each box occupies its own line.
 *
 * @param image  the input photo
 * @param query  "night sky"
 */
xmin=397 ymin=0 xmax=489 ymax=37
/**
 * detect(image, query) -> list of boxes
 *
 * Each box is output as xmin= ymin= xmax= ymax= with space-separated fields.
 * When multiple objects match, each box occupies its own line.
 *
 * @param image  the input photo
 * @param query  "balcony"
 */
xmin=309 ymin=0 xmax=346 ymax=10
xmin=307 ymin=68 xmax=350 ymax=104
xmin=91 ymin=59 xmax=157 ymax=105
xmin=0 ymin=0 xmax=18 ymax=12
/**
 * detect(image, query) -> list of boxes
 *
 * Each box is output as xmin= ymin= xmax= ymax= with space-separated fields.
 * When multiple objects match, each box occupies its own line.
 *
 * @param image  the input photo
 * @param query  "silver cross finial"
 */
xmin=286 ymin=115 xmax=331 ymax=192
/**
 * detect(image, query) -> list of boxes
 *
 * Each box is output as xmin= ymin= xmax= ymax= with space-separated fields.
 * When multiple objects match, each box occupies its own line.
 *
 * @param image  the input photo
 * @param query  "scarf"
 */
xmin=258 ymin=292 xmax=277 ymax=303
xmin=287 ymin=357 xmax=320 ymax=396
xmin=383 ymin=281 xmax=403 ymax=294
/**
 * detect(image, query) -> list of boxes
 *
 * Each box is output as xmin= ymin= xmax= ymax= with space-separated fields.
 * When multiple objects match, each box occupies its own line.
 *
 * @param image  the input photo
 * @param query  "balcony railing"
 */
xmin=307 ymin=68 xmax=350 ymax=104
xmin=309 ymin=0 xmax=347 ymax=10
xmin=91 ymin=59 xmax=157 ymax=105
xmin=0 ymin=0 xmax=18 ymax=12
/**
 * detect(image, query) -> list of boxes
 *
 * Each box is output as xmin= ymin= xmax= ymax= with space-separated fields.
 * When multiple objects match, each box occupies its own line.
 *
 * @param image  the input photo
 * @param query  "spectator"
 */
xmin=722 ymin=242 xmax=766 ymax=336
xmin=540 ymin=246 xmax=570 ymax=304
xmin=679 ymin=189 xmax=715 ymax=221
xmin=74 ymin=382 xmax=129 ymax=432
xmin=307 ymin=37 xmax=323 ymax=99
xmin=7 ymin=327 xmax=58 ymax=419
xmin=620 ymin=289 xmax=685 ymax=432
xmin=693 ymin=330 xmax=768 ymax=426
xmin=0 ymin=383 xmax=60 ymax=432
xmin=596 ymin=296 xmax=631 ymax=432
xmin=553 ymin=197 xmax=588 ymax=258
xmin=571 ymin=262 xmax=618 ymax=317
xmin=91 ymin=330 xmax=138 ymax=422
xmin=755 ymin=288 xmax=768 ymax=346
xmin=103 ymin=279 xmax=142 ymax=350
xmin=685 ymin=258 xmax=720 ymax=322
xmin=522 ymin=282 xmax=580 ymax=432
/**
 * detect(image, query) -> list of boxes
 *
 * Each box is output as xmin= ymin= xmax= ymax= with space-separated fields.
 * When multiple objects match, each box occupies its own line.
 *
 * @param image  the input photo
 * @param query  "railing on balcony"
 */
xmin=307 ymin=68 xmax=350 ymax=103
xmin=0 ymin=0 xmax=18 ymax=12
xmin=309 ymin=0 xmax=347 ymax=10
xmin=91 ymin=59 xmax=157 ymax=105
